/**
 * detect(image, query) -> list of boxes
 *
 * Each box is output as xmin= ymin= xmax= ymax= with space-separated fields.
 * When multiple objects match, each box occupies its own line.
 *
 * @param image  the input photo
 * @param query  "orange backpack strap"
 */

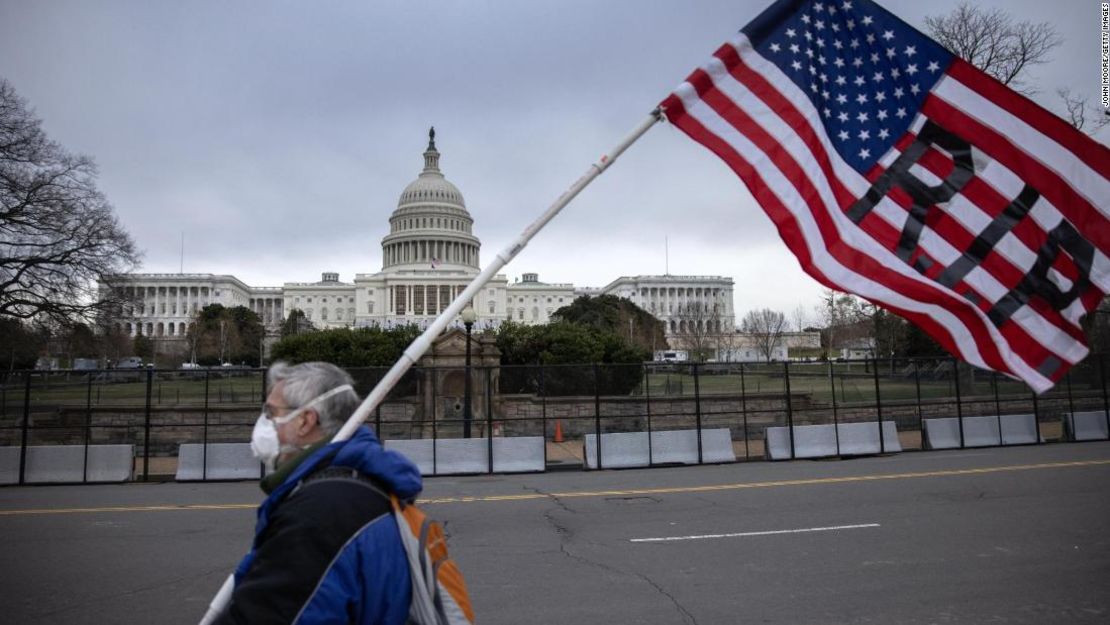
xmin=392 ymin=496 xmax=475 ymax=625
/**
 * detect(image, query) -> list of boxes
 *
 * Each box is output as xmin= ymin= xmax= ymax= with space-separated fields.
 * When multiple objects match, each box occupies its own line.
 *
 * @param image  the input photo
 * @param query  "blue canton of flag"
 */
xmin=743 ymin=0 xmax=952 ymax=173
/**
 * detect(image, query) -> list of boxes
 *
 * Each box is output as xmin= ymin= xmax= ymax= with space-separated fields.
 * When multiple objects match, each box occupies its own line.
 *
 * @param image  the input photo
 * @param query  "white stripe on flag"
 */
xmin=717 ymin=34 xmax=1053 ymax=389
xmin=932 ymin=77 xmax=1110 ymax=218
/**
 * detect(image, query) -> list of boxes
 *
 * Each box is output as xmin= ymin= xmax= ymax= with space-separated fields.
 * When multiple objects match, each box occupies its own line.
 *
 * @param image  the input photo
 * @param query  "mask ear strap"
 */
xmin=276 ymin=384 xmax=356 ymax=424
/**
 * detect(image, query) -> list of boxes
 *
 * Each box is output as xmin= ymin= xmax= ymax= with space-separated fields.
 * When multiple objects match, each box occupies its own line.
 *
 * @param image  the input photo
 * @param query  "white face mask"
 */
xmin=251 ymin=384 xmax=355 ymax=470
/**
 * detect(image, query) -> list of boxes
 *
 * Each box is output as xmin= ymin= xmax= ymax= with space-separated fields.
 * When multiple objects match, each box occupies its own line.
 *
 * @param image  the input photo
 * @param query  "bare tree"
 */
xmin=1056 ymin=88 xmax=1110 ymax=136
xmin=817 ymin=289 xmax=874 ymax=358
xmin=740 ymin=308 xmax=787 ymax=363
xmin=0 ymin=79 xmax=139 ymax=324
xmin=924 ymin=3 xmax=1061 ymax=95
xmin=790 ymin=304 xmax=811 ymax=333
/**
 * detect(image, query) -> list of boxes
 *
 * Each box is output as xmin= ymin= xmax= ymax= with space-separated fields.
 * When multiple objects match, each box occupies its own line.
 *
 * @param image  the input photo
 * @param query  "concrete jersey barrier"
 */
xmin=922 ymin=414 xmax=1040 ymax=450
xmin=176 ymin=443 xmax=264 ymax=481
xmin=385 ymin=437 xmax=545 ymax=475
xmin=583 ymin=428 xmax=735 ymax=469
xmin=1064 ymin=411 xmax=1110 ymax=441
xmin=765 ymin=422 xmax=901 ymax=460
xmin=0 ymin=445 xmax=133 ymax=484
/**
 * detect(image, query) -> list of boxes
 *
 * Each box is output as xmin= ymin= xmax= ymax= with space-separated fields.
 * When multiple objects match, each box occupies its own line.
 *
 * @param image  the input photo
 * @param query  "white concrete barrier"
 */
xmin=765 ymin=424 xmax=836 ymax=460
xmin=998 ymin=414 xmax=1040 ymax=445
xmin=0 ymin=445 xmax=133 ymax=484
xmin=176 ymin=443 xmax=264 ymax=481
xmin=1064 ymin=411 xmax=1110 ymax=441
xmin=385 ymin=437 xmax=545 ymax=475
xmin=765 ymin=422 xmax=901 ymax=460
xmin=651 ymin=428 xmax=736 ymax=465
xmin=837 ymin=422 xmax=903 ymax=456
xmin=923 ymin=414 xmax=1040 ymax=450
xmin=0 ymin=447 xmax=19 ymax=484
xmin=584 ymin=432 xmax=649 ymax=469
xmin=584 ymin=428 xmax=735 ymax=469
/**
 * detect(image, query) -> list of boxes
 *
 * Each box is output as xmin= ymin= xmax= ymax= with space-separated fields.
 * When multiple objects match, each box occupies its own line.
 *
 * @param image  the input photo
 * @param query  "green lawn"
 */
xmin=1 ymin=371 xmax=266 ymax=412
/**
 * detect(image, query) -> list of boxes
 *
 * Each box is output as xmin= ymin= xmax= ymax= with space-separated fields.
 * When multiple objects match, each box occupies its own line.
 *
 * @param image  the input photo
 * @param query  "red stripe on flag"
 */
xmin=866 ymin=142 xmax=1089 ymax=350
xmin=661 ymin=93 xmax=975 ymax=363
xmin=855 ymin=171 xmax=1084 ymax=370
xmin=921 ymin=96 xmax=1110 ymax=253
xmin=946 ymin=60 xmax=1110 ymax=181
xmin=674 ymin=63 xmax=1016 ymax=377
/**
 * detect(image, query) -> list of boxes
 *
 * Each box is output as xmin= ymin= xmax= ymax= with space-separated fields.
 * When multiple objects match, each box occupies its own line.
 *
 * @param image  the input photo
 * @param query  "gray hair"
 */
xmin=267 ymin=361 xmax=359 ymax=435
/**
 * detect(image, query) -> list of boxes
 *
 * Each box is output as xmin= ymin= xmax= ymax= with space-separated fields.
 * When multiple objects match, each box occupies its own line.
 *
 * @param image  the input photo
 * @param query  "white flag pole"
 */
xmin=198 ymin=108 xmax=662 ymax=624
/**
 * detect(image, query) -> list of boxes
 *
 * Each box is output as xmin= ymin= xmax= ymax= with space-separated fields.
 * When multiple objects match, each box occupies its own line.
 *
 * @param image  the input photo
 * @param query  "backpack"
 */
xmin=392 ymin=495 xmax=475 ymax=625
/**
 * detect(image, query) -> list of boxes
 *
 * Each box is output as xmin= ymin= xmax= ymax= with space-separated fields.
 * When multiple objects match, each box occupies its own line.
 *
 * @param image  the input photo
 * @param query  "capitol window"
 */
xmin=321 ymin=308 xmax=328 ymax=321
xmin=336 ymin=309 xmax=343 ymax=320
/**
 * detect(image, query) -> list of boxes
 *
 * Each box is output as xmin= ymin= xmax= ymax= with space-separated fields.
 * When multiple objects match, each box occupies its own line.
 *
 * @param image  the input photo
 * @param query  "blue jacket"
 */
xmin=216 ymin=426 xmax=423 ymax=625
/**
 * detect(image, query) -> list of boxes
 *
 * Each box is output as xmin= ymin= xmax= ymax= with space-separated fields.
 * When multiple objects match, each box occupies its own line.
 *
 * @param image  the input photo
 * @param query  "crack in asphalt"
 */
xmin=528 ymin=485 xmax=697 ymax=624
xmin=34 ymin=564 xmax=229 ymax=618
xmin=636 ymin=572 xmax=699 ymax=625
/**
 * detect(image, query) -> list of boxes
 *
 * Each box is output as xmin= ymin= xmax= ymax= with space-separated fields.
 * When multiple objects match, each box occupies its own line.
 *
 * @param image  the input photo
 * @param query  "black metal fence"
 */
xmin=1 ymin=355 xmax=1108 ymax=483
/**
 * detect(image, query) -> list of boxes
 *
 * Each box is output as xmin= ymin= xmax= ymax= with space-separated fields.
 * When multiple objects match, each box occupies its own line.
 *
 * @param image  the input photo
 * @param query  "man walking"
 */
xmin=214 ymin=361 xmax=422 ymax=624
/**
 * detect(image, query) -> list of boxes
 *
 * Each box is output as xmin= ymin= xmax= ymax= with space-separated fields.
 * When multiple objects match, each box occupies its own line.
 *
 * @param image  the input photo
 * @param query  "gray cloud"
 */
xmin=1 ymin=0 xmax=1103 ymax=321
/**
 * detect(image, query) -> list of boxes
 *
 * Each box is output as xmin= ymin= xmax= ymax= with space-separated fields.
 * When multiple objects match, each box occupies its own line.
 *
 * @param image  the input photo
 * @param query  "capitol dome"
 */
xmin=381 ymin=128 xmax=481 ymax=272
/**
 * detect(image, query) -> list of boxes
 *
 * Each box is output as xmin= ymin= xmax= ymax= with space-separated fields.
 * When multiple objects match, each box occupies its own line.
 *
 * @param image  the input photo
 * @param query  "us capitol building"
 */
xmin=102 ymin=131 xmax=734 ymax=347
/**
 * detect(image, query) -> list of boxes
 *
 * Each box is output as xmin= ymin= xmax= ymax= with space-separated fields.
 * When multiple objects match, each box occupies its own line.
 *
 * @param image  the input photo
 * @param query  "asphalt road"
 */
xmin=1 ymin=442 xmax=1108 ymax=625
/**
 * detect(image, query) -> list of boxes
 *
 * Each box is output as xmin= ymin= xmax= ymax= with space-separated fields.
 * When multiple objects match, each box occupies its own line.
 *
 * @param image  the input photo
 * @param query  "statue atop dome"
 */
xmin=428 ymin=126 xmax=436 ymax=151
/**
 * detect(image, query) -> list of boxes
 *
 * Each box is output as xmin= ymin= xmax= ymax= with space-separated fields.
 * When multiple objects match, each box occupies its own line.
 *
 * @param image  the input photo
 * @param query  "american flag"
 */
xmin=661 ymin=0 xmax=1110 ymax=392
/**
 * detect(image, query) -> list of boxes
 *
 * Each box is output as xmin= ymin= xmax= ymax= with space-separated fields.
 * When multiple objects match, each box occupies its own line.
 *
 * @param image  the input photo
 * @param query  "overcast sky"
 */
xmin=1 ymin=0 xmax=1105 ymax=326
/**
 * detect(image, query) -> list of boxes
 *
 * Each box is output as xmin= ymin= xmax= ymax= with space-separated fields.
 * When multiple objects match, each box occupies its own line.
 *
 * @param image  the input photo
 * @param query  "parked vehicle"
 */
xmin=114 ymin=356 xmax=144 ymax=369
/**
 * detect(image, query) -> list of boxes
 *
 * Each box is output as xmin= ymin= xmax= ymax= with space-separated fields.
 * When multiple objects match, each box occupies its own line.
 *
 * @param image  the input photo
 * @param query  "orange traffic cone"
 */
xmin=554 ymin=420 xmax=564 ymax=443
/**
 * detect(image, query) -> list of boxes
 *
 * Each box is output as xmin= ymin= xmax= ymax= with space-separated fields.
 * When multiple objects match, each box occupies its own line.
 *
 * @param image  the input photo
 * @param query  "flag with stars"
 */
xmin=661 ymin=0 xmax=1110 ymax=392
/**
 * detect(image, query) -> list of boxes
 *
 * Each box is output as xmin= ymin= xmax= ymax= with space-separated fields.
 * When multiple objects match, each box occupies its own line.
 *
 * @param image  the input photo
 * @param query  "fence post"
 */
xmin=203 ymin=369 xmax=210 ymax=481
xmin=1031 ymin=388 xmax=1041 ymax=444
xmin=830 ymin=361 xmax=840 ymax=456
xmin=784 ymin=361 xmax=795 ymax=459
xmin=594 ymin=363 xmax=602 ymax=470
xmin=953 ymin=358 xmax=965 ymax=449
xmin=540 ymin=363 xmax=547 ymax=466
xmin=1065 ymin=369 xmax=1077 ymax=430
xmin=913 ymin=360 xmax=923 ymax=441
xmin=1100 ymin=354 xmax=1109 ymax=438
xmin=644 ymin=363 xmax=653 ymax=466
xmin=18 ymin=372 xmax=31 ymax=485
xmin=430 ymin=366 xmax=438 ymax=476
xmin=693 ymin=362 xmax=703 ymax=464
xmin=485 ymin=367 xmax=493 ymax=474
xmin=143 ymin=367 xmax=153 ymax=481
xmin=739 ymin=363 xmax=750 ymax=461
xmin=84 ymin=372 xmax=93 ymax=483
xmin=992 ymin=372 xmax=1003 ymax=446
xmin=872 ymin=358 xmax=886 ymax=452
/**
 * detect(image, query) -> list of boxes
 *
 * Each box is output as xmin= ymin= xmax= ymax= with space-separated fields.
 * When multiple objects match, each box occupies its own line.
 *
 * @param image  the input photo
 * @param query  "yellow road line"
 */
xmin=0 ymin=503 xmax=256 ymax=516
xmin=420 ymin=459 xmax=1110 ymax=504
xmin=1 ymin=459 xmax=1107 ymax=516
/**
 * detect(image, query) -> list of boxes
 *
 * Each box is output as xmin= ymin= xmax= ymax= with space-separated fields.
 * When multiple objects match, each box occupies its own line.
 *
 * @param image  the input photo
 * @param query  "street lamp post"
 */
xmin=461 ymin=306 xmax=477 ymax=438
